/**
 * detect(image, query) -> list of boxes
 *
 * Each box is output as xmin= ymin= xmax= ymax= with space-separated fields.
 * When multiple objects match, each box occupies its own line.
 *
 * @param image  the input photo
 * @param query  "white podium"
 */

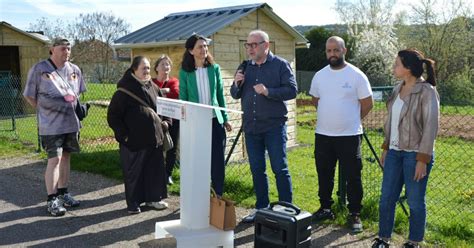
xmin=154 ymin=97 xmax=241 ymax=248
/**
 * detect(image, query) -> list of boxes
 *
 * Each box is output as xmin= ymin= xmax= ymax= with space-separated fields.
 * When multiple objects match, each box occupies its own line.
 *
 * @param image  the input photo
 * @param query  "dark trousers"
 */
xmin=211 ymin=118 xmax=226 ymax=196
xmin=314 ymin=133 xmax=363 ymax=213
xmin=165 ymin=120 xmax=179 ymax=177
xmin=119 ymin=144 xmax=167 ymax=210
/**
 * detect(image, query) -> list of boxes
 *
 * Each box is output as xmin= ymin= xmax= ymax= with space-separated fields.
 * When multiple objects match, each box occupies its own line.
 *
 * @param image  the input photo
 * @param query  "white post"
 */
xmin=179 ymin=103 xmax=212 ymax=229
xmin=154 ymin=97 xmax=240 ymax=248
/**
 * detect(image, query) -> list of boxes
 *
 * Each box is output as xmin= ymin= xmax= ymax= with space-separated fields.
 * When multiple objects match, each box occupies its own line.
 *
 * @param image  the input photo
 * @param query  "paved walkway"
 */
xmin=0 ymin=154 xmax=382 ymax=247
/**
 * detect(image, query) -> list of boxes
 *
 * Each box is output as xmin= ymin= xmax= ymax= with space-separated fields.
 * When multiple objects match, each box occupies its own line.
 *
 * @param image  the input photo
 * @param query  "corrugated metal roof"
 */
xmin=114 ymin=3 xmax=307 ymax=48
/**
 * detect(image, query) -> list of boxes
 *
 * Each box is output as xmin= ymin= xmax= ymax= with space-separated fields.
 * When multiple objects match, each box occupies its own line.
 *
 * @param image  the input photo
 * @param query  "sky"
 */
xmin=1 ymin=0 xmax=341 ymax=31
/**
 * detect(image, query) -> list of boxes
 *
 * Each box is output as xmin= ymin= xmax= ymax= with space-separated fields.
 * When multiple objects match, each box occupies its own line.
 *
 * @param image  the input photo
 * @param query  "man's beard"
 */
xmin=328 ymin=56 xmax=344 ymax=67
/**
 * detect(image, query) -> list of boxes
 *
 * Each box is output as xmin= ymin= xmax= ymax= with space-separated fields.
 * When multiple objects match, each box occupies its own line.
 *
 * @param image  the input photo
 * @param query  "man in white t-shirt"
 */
xmin=309 ymin=36 xmax=373 ymax=233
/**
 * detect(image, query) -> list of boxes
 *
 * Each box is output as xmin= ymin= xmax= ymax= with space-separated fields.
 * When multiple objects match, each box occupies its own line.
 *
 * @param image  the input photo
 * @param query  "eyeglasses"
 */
xmin=244 ymin=41 xmax=266 ymax=49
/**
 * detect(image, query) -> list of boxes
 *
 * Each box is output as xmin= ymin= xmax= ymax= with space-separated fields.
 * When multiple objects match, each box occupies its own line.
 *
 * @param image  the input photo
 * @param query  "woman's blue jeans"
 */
xmin=378 ymin=149 xmax=433 ymax=242
xmin=245 ymin=123 xmax=293 ymax=209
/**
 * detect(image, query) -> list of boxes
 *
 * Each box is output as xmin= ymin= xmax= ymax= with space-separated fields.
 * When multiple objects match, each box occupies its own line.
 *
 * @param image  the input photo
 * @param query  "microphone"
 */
xmin=235 ymin=60 xmax=248 ymax=87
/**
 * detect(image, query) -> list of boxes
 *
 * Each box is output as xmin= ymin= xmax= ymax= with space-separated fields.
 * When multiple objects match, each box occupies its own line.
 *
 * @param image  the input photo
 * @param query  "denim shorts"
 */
xmin=40 ymin=132 xmax=80 ymax=158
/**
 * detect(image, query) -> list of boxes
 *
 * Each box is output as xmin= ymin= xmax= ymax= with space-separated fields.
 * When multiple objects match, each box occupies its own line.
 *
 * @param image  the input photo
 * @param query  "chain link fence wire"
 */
xmin=0 ymin=74 xmax=40 ymax=150
xmin=1 ymin=75 xmax=472 ymax=237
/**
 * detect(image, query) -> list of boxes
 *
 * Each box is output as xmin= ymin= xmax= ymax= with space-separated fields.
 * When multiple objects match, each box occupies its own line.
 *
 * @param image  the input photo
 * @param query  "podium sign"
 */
xmin=156 ymin=98 xmax=185 ymax=120
xmin=154 ymin=97 xmax=241 ymax=248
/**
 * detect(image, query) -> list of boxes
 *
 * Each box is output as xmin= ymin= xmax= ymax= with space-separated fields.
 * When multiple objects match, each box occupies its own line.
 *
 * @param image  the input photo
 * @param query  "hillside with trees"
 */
xmin=295 ymin=0 xmax=473 ymax=105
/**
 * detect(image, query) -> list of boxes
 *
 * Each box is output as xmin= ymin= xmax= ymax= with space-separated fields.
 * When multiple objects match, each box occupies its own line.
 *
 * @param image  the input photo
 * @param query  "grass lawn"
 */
xmin=289 ymin=94 xmax=473 ymax=246
xmin=0 ymin=136 xmax=37 ymax=158
xmin=0 ymin=91 xmax=472 ymax=247
xmin=0 ymin=102 xmax=115 ymax=153
xmin=81 ymin=83 xmax=117 ymax=101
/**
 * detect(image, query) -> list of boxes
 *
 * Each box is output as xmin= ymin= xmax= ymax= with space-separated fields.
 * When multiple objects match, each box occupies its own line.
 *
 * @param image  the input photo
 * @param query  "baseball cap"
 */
xmin=51 ymin=37 xmax=70 ymax=47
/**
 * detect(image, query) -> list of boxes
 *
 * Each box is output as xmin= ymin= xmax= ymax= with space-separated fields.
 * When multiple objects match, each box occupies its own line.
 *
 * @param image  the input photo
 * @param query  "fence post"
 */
xmin=36 ymin=113 xmax=41 ymax=153
xmin=362 ymin=130 xmax=409 ymax=217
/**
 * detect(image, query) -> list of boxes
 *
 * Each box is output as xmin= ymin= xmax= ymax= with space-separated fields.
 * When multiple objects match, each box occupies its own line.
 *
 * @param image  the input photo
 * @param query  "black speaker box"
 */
xmin=254 ymin=201 xmax=312 ymax=248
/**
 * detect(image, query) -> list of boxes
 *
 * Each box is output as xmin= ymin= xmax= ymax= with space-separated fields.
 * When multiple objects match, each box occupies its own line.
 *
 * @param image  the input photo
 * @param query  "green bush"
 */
xmin=296 ymin=27 xmax=355 ymax=72
xmin=438 ymin=66 xmax=474 ymax=106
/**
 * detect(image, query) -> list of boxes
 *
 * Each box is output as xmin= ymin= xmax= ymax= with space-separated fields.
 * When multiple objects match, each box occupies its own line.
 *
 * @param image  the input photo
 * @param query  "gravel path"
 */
xmin=0 ymin=154 xmax=392 ymax=247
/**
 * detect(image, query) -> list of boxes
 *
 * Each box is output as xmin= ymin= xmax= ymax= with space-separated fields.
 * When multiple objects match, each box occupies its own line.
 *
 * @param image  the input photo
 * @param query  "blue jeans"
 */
xmin=245 ymin=123 xmax=292 ymax=209
xmin=378 ymin=150 xmax=433 ymax=242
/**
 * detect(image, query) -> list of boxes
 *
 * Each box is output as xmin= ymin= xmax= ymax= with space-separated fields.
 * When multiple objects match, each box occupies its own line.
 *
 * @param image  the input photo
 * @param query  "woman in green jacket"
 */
xmin=179 ymin=34 xmax=232 ymax=196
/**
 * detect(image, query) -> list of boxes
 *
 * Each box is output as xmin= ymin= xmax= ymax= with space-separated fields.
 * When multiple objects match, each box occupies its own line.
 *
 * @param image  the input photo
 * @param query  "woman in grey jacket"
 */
xmin=372 ymin=49 xmax=439 ymax=248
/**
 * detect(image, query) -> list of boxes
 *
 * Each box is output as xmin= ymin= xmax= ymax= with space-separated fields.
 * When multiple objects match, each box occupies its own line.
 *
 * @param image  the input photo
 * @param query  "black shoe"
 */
xmin=349 ymin=213 xmax=363 ymax=233
xmin=127 ymin=203 xmax=141 ymax=214
xmin=241 ymin=210 xmax=257 ymax=223
xmin=372 ymin=238 xmax=390 ymax=248
xmin=127 ymin=207 xmax=141 ymax=214
xmin=403 ymin=241 xmax=420 ymax=248
xmin=167 ymin=176 xmax=174 ymax=185
xmin=312 ymin=208 xmax=335 ymax=222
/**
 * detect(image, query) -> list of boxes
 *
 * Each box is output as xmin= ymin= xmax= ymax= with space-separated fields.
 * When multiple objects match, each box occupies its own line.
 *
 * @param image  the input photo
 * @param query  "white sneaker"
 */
xmin=47 ymin=197 xmax=67 ymax=216
xmin=146 ymin=201 xmax=168 ymax=210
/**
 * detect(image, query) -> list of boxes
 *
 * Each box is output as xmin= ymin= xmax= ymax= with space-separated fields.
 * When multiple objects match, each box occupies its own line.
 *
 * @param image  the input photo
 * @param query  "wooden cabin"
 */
xmin=0 ymin=22 xmax=49 ymax=89
xmin=114 ymin=3 xmax=308 ymax=161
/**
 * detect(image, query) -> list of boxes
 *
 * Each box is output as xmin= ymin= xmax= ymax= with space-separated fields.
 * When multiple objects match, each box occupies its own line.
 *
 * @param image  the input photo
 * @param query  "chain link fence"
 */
xmin=0 ymin=74 xmax=39 ymax=149
xmin=1 ymin=74 xmax=472 ymax=240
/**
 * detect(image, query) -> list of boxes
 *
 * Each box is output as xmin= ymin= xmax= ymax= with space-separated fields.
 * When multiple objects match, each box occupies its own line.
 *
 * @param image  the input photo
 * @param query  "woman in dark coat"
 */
xmin=107 ymin=56 xmax=171 ymax=214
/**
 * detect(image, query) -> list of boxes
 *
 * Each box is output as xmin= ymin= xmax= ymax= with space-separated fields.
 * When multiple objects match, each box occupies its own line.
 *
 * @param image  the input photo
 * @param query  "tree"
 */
xmin=296 ymin=27 xmax=355 ymax=71
xmin=401 ymin=0 xmax=472 ymax=80
xmin=334 ymin=0 xmax=397 ymax=36
xmin=71 ymin=39 xmax=128 ymax=83
xmin=28 ymin=12 xmax=131 ymax=83
xmin=334 ymin=0 xmax=400 ymax=86
xmin=28 ymin=17 xmax=70 ymax=39
xmin=296 ymin=27 xmax=331 ymax=71
xmin=351 ymin=27 xmax=399 ymax=86
xmin=72 ymin=12 xmax=131 ymax=83
xmin=398 ymin=0 xmax=473 ymax=104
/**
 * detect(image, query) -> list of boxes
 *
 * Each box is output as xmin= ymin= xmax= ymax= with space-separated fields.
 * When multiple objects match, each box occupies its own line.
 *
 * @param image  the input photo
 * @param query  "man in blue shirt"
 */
xmin=230 ymin=30 xmax=297 ymax=223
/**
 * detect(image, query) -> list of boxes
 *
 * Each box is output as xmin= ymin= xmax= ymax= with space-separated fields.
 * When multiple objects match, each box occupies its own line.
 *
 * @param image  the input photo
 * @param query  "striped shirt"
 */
xmin=195 ymin=67 xmax=211 ymax=105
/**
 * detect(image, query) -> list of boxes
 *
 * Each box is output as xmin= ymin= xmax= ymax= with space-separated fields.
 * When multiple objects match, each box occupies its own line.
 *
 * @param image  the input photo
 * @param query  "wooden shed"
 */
xmin=0 ymin=21 xmax=49 ymax=90
xmin=114 ymin=3 xmax=308 ymax=161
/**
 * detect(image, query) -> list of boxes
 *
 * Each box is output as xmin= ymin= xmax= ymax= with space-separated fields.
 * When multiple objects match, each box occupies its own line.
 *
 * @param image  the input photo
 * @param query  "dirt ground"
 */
xmin=0 ymin=154 xmax=406 ymax=247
